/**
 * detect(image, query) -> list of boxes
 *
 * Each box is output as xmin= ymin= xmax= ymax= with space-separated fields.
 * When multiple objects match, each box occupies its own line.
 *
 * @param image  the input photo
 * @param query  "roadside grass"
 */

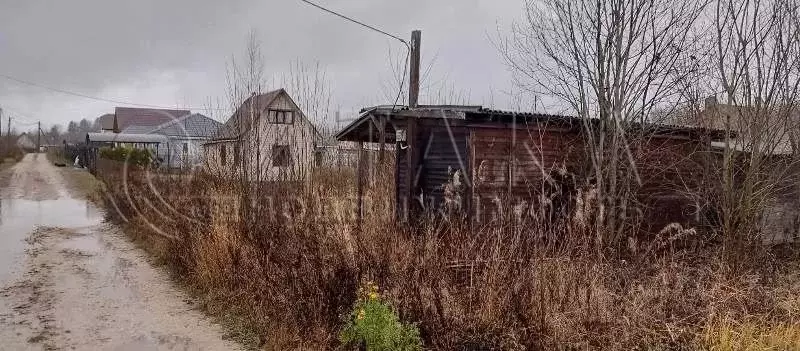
xmin=0 ymin=156 xmax=20 ymax=189
xmin=701 ymin=319 xmax=800 ymax=350
xmin=45 ymin=150 xmax=104 ymax=202
xmin=92 ymin=158 xmax=800 ymax=350
xmin=0 ymin=157 xmax=17 ymax=171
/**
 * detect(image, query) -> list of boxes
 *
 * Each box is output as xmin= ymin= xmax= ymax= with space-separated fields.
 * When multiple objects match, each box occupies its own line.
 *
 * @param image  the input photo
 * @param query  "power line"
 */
xmin=296 ymin=0 xmax=409 ymax=48
xmin=392 ymin=49 xmax=410 ymax=111
xmin=295 ymin=0 xmax=412 ymax=109
xmin=0 ymin=73 xmax=226 ymax=111
xmin=0 ymin=107 xmax=38 ymax=124
xmin=12 ymin=120 xmax=39 ymax=127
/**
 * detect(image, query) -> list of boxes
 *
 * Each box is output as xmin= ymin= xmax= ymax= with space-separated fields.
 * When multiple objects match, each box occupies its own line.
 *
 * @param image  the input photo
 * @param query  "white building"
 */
xmin=124 ymin=113 xmax=221 ymax=168
xmin=16 ymin=133 xmax=35 ymax=150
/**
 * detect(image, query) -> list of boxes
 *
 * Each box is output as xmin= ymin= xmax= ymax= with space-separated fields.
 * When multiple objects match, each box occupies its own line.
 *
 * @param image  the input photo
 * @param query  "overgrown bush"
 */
xmin=340 ymin=281 xmax=422 ymax=351
xmin=99 ymin=146 xmax=152 ymax=167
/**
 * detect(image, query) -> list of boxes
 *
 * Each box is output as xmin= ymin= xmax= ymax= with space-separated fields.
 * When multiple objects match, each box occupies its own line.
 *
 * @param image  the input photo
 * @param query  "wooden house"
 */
xmin=336 ymin=105 xmax=728 ymax=231
xmin=204 ymin=89 xmax=320 ymax=181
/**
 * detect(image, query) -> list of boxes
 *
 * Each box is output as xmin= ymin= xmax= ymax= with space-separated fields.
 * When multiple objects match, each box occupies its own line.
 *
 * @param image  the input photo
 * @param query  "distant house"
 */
xmin=16 ymin=133 xmax=35 ymax=150
xmin=122 ymin=113 xmax=221 ymax=168
xmin=96 ymin=114 xmax=115 ymax=133
xmin=85 ymin=132 xmax=169 ymax=171
xmin=314 ymin=134 xmax=378 ymax=168
xmin=204 ymin=89 xmax=320 ymax=181
xmin=667 ymin=97 xmax=796 ymax=154
xmin=97 ymin=107 xmax=190 ymax=133
xmin=672 ymin=97 xmax=800 ymax=242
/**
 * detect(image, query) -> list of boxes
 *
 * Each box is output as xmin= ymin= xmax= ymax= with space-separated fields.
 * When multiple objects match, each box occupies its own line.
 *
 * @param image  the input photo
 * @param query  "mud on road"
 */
xmin=0 ymin=154 xmax=239 ymax=350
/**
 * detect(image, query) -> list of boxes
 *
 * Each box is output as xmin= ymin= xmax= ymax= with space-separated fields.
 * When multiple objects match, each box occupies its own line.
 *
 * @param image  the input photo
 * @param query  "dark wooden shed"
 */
xmin=336 ymin=105 xmax=727 ymax=231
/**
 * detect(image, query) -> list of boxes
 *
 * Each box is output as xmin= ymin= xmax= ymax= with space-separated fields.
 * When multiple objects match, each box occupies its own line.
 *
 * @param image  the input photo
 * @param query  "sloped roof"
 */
xmin=148 ymin=113 xmax=221 ymax=138
xmin=99 ymin=107 xmax=190 ymax=131
xmin=211 ymin=89 xmax=284 ymax=140
xmin=121 ymin=125 xmax=155 ymax=134
xmin=16 ymin=133 xmax=35 ymax=148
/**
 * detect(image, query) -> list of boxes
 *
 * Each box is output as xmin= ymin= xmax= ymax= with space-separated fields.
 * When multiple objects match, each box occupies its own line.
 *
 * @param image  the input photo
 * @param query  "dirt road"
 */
xmin=0 ymin=154 xmax=238 ymax=350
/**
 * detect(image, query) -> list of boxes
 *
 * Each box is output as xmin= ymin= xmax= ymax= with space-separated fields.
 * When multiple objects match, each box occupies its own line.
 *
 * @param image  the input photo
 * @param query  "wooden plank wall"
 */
xmin=634 ymin=136 xmax=709 ymax=232
xmin=469 ymin=127 xmax=709 ymax=231
xmin=470 ymin=127 xmax=582 ymax=222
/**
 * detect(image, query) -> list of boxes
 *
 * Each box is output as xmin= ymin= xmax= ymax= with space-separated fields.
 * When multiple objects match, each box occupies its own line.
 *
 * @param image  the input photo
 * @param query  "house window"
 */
xmin=268 ymin=109 xmax=294 ymax=124
xmin=182 ymin=143 xmax=188 ymax=154
xmin=233 ymin=144 xmax=240 ymax=166
xmin=220 ymin=144 xmax=227 ymax=166
xmin=272 ymin=145 xmax=291 ymax=167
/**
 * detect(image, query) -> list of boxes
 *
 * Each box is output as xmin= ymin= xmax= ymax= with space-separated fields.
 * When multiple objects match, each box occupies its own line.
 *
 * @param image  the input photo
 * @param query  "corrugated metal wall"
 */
xmin=396 ymin=126 xmax=469 ymax=219
xmin=396 ymin=145 xmax=408 ymax=217
xmin=418 ymin=127 xmax=469 ymax=211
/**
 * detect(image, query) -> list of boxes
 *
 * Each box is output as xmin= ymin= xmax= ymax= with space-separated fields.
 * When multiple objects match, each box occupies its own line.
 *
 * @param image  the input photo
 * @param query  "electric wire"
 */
xmin=297 ymin=0 xmax=408 ymax=46
xmin=0 ymin=73 xmax=225 ymax=110
xmin=295 ymin=0 xmax=412 ymax=110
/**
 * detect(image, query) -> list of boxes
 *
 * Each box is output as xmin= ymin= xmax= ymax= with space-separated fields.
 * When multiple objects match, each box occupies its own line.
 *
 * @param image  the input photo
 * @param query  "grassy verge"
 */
xmin=45 ymin=150 xmax=69 ymax=166
xmin=0 ymin=157 xmax=18 ymax=190
xmin=91 ymin=158 xmax=800 ymax=350
xmin=60 ymin=166 xmax=104 ymax=202
xmin=117 ymin=216 xmax=265 ymax=350
xmin=0 ymin=156 xmax=17 ymax=170
xmin=51 ymin=157 xmax=259 ymax=348
xmin=46 ymin=151 xmax=104 ymax=202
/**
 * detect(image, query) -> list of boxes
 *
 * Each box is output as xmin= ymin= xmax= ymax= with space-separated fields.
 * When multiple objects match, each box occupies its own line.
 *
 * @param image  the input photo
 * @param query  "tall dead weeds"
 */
xmin=94 ymin=157 xmax=800 ymax=350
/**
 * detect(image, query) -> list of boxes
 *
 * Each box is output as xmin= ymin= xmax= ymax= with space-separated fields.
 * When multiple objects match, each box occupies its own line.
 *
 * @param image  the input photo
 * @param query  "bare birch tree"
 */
xmin=499 ymin=0 xmax=708 ymax=250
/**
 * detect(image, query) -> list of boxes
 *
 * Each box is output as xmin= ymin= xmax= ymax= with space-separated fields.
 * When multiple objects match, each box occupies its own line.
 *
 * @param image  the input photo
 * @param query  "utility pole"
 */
xmin=409 ymin=30 xmax=421 ymax=108
xmin=6 ymin=116 xmax=10 ymax=153
xmin=37 ymin=121 xmax=41 ymax=152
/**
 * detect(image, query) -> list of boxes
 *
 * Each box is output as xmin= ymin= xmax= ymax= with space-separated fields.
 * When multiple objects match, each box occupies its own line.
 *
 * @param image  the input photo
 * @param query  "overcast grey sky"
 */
xmin=0 ymin=0 xmax=524 ymax=131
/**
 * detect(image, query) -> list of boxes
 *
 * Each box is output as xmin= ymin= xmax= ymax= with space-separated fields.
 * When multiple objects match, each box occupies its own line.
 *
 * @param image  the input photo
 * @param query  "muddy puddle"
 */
xmin=0 ymin=198 xmax=102 ymax=285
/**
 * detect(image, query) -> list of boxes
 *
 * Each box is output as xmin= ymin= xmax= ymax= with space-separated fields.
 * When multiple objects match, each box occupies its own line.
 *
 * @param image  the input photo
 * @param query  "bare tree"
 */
xmin=712 ymin=0 xmax=800 ymax=243
xmin=499 ymin=0 xmax=708 ymax=248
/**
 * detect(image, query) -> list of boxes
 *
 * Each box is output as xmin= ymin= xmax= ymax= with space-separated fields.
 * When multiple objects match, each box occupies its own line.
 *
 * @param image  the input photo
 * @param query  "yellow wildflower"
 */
xmin=357 ymin=308 xmax=365 ymax=320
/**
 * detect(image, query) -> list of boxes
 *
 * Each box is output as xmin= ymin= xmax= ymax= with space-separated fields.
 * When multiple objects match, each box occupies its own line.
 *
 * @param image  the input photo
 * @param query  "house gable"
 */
xmin=210 ymin=89 xmax=321 ymax=143
xmin=204 ymin=89 xmax=319 ymax=181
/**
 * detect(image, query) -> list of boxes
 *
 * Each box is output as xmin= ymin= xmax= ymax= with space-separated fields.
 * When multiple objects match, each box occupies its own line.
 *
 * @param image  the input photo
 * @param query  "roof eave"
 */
xmin=203 ymin=138 xmax=239 ymax=145
xmin=335 ymin=108 xmax=379 ymax=141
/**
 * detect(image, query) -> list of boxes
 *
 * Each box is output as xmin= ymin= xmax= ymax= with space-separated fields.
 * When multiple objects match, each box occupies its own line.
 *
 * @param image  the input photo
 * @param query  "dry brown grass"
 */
xmin=92 ymin=157 xmax=800 ymax=350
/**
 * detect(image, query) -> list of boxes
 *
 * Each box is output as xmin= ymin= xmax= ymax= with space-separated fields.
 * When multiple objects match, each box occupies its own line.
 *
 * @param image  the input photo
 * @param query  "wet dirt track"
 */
xmin=0 ymin=154 xmax=238 ymax=350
